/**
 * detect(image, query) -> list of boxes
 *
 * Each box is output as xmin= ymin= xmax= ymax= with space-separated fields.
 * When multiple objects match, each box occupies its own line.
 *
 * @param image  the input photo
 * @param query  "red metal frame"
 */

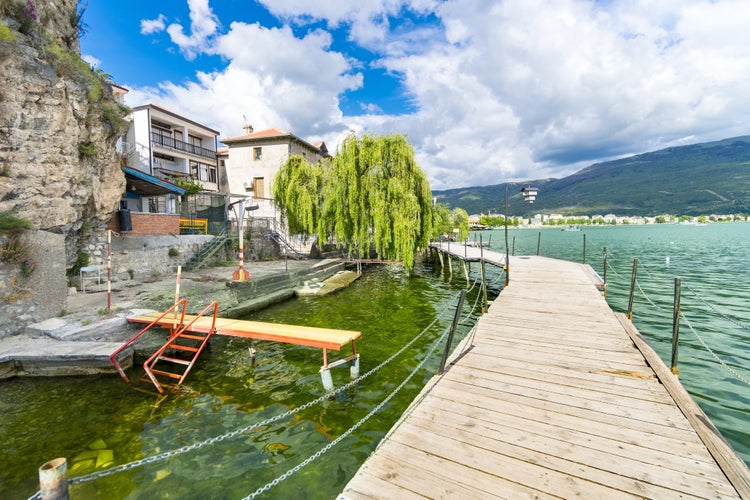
xmin=110 ymin=299 xmax=188 ymax=382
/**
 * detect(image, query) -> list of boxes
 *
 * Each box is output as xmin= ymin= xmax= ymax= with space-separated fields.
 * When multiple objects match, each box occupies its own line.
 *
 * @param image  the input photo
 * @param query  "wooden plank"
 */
xmin=127 ymin=312 xmax=361 ymax=350
xmin=617 ymin=313 xmax=750 ymax=498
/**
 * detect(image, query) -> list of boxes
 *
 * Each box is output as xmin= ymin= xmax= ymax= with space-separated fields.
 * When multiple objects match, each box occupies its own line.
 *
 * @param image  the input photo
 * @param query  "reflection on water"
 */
xmin=1 ymin=223 xmax=747 ymax=499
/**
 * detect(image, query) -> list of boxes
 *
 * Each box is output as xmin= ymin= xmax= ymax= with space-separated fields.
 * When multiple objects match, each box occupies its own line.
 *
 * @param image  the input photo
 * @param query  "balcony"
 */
xmin=151 ymin=132 xmax=217 ymax=161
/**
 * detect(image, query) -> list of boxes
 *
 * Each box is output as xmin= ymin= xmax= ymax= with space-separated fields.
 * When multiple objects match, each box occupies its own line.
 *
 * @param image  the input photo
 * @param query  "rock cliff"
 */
xmin=0 ymin=0 xmax=129 ymax=335
xmin=0 ymin=0 xmax=127 ymax=258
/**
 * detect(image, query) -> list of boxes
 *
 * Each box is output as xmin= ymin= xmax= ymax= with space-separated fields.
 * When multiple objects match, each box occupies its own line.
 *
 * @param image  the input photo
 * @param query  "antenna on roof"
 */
xmin=242 ymin=115 xmax=253 ymax=135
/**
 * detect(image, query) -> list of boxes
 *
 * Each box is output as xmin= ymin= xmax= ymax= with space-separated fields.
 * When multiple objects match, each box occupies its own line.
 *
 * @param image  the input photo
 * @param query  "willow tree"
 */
xmin=273 ymin=155 xmax=323 ymax=236
xmin=274 ymin=132 xmax=434 ymax=270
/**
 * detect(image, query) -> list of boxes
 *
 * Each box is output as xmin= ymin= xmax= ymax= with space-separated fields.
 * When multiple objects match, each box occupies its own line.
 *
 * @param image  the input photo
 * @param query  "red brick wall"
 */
xmin=107 ymin=212 xmax=180 ymax=236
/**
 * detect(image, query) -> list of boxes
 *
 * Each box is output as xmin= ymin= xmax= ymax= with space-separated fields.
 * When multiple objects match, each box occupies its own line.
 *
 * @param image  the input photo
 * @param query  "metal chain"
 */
xmin=684 ymin=283 xmax=750 ymax=330
xmin=636 ymin=279 xmax=668 ymax=312
xmin=243 ymin=319 xmax=451 ymax=499
xmin=49 ymin=290 xmax=463 ymax=492
xmin=680 ymin=312 xmax=750 ymax=387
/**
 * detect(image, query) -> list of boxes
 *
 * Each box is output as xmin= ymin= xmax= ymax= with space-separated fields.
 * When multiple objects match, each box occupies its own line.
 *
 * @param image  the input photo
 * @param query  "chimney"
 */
xmin=243 ymin=123 xmax=254 ymax=135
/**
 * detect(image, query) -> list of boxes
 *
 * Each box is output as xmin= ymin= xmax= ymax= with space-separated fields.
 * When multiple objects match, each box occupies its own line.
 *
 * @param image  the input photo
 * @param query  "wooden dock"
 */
xmin=340 ymin=254 xmax=750 ymax=499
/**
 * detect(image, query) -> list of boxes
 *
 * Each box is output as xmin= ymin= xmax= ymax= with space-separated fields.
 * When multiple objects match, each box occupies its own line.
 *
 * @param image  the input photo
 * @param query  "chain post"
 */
xmin=438 ymin=290 xmax=466 ymax=374
xmin=627 ymin=258 xmax=638 ymax=320
xmin=671 ymin=277 xmax=682 ymax=376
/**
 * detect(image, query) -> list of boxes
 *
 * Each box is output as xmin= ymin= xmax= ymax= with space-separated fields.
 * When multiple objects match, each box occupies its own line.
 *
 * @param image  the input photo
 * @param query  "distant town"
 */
xmin=470 ymin=212 xmax=748 ymax=230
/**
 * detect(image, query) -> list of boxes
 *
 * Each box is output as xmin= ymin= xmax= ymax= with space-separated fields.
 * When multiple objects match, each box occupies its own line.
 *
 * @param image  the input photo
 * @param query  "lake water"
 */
xmin=0 ymin=223 xmax=748 ymax=498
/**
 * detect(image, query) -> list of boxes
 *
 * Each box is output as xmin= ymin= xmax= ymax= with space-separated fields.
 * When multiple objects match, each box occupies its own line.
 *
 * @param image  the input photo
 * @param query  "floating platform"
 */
xmin=126 ymin=312 xmax=361 ymax=350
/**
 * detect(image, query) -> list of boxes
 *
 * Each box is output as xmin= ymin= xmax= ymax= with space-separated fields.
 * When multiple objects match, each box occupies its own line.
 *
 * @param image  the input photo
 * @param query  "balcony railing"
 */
xmin=151 ymin=132 xmax=217 ymax=160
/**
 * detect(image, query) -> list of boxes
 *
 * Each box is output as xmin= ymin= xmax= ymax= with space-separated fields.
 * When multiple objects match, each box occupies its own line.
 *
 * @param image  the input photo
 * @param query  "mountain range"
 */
xmin=432 ymin=136 xmax=750 ymax=217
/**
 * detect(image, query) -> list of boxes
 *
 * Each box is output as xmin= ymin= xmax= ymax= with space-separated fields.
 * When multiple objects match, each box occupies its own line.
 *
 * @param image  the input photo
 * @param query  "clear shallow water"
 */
xmin=0 ymin=263 xmax=498 ymax=499
xmin=482 ymin=222 xmax=750 ymax=465
xmin=1 ymin=223 xmax=748 ymax=499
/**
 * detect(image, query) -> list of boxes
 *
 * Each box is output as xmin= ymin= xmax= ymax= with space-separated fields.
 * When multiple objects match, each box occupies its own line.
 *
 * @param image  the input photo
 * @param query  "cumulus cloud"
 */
xmin=132 ymin=0 xmax=750 ymax=190
xmin=140 ymin=14 xmax=166 ymax=35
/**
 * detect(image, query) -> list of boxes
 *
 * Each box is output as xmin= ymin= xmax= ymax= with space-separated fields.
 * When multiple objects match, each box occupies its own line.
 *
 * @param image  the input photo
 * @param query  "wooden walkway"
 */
xmin=340 ymin=254 xmax=750 ymax=499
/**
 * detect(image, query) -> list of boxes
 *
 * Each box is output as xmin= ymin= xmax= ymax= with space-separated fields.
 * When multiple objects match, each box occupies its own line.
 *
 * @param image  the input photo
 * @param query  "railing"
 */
xmin=179 ymin=217 xmax=208 ymax=234
xmin=109 ymin=299 xmax=188 ymax=382
xmin=151 ymin=132 xmax=217 ymax=160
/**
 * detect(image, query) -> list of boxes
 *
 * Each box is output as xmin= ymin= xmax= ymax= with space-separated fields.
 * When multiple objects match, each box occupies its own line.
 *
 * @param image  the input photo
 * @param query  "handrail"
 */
xmin=142 ymin=301 xmax=219 ymax=393
xmin=109 ymin=299 xmax=188 ymax=381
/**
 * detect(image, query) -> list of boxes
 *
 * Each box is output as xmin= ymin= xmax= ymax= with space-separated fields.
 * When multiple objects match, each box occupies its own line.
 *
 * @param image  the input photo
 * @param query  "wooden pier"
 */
xmin=340 ymin=252 xmax=750 ymax=499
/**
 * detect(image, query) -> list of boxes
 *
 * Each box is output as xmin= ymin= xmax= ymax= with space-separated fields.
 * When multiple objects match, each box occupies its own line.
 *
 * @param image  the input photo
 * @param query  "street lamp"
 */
xmin=504 ymin=184 xmax=540 ymax=286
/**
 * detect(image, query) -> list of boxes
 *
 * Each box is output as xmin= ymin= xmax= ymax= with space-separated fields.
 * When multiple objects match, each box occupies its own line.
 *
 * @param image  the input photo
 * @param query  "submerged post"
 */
xmin=671 ymin=278 xmax=682 ymax=376
xmin=438 ymin=290 xmax=466 ymax=374
xmin=39 ymin=457 xmax=68 ymax=500
xmin=627 ymin=259 xmax=638 ymax=320
xmin=536 ymin=232 xmax=541 ymax=256
xmin=511 ymin=236 xmax=515 ymax=256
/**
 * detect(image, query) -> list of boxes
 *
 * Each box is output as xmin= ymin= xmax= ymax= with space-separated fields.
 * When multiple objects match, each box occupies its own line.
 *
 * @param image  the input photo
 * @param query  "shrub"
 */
xmin=0 ymin=233 xmax=34 ymax=264
xmin=78 ymin=142 xmax=95 ymax=157
xmin=66 ymin=252 xmax=90 ymax=278
xmin=168 ymin=247 xmax=180 ymax=257
xmin=0 ymin=20 xmax=17 ymax=42
xmin=0 ymin=211 xmax=32 ymax=234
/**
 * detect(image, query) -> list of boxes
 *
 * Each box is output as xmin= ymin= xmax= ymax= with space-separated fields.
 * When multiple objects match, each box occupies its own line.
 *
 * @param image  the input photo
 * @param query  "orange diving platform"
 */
xmin=113 ymin=299 xmax=362 ymax=393
xmin=126 ymin=312 xmax=361 ymax=350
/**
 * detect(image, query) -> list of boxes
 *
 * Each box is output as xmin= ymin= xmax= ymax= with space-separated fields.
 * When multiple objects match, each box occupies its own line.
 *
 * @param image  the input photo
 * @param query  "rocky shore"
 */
xmin=0 ymin=258 xmax=355 ymax=380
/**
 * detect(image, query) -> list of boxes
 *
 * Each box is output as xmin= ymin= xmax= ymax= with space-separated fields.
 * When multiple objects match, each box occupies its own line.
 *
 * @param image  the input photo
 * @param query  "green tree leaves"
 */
xmin=274 ymin=132 xmax=434 ymax=270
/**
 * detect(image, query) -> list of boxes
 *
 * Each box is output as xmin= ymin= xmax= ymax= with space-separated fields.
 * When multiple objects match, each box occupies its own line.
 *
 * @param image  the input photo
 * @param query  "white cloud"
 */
xmin=165 ymin=0 xmax=221 ymax=59
xmin=130 ymin=0 xmax=750 ymax=191
xmin=140 ymin=14 xmax=166 ymax=35
xmin=82 ymin=54 xmax=101 ymax=68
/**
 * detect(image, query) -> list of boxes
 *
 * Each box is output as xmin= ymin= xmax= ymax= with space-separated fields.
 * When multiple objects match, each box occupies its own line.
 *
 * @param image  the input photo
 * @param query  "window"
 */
xmin=253 ymin=147 xmax=262 ymax=161
xmin=253 ymin=177 xmax=265 ymax=198
xmin=189 ymin=161 xmax=218 ymax=184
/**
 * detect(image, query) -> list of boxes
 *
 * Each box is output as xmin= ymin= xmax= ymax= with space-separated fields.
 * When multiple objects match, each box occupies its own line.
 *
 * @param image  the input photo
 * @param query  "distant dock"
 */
xmin=340 ymin=251 xmax=750 ymax=498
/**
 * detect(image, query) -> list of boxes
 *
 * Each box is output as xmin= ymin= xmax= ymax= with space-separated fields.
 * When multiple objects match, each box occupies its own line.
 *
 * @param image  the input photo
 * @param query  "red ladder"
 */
xmin=142 ymin=301 xmax=219 ymax=393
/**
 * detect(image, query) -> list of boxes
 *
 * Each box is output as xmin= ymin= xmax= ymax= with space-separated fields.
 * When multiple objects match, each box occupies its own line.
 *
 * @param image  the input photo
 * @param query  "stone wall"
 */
xmin=0 ymin=230 xmax=66 ymax=336
xmin=85 ymin=232 xmax=220 ymax=282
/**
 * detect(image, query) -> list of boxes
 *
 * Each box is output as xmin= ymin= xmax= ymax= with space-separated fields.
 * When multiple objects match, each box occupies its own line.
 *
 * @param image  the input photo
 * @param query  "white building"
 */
xmin=119 ymin=104 xmax=220 ymax=213
xmin=221 ymin=125 xmax=329 ymax=220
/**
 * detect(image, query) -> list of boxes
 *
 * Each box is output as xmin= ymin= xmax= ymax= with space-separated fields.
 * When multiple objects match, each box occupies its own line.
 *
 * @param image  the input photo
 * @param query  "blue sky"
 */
xmin=80 ymin=0 xmax=750 ymax=190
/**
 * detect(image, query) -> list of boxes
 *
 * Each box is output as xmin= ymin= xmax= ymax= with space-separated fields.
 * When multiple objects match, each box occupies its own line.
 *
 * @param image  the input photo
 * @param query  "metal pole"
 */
xmin=107 ymin=230 xmax=112 ymax=313
xmin=480 ymin=235 xmax=488 ymax=312
xmin=627 ymin=258 xmax=638 ymax=320
xmin=438 ymin=290 xmax=466 ymax=374
xmin=504 ymin=184 xmax=510 ymax=286
xmin=582 ymin=233 xmax=587 ymax=264
xmin=602 ymin=247 xmax=607 ymax=297
xmin=536 ymin=232 xmax=541 ymax=256
xmin=671 ymin=278 xmax=682 ymax=376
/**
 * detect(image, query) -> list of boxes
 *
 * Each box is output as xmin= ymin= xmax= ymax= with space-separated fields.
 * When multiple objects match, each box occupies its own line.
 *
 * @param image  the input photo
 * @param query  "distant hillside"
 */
xmin=433 ymin=136 xmax=750 ymax=216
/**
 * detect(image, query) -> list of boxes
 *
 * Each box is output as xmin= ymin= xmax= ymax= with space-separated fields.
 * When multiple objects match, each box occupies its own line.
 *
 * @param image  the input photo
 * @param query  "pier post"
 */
xmin=627 ymin=259 xmax=638 ymax=320
xmin=582 ymin=233 xmax=587 ymax=263
xmin=438 ymin=290 xmax=466 ymax=374
xmin=512 ymin=236 xmax=515 ymax=255
xmin=462 ymin=260 xmax=469 ymax=283
xmin=671 ymin=278 xmax=682 ymax=376
xmin=39 ymin=457 xmax=68 ymax=500
xmin=536 ymin=232 xmax=541 ymax=256
xmin=602 ymin=247 xmax=608 ymax=297
xmin=480 ymin=236 xmax=488 ymax=311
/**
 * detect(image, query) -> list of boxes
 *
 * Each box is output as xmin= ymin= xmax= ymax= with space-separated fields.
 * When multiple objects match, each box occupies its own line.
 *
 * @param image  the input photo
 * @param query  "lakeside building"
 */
xmin=220 ymin=124 xmax=330 ymax=223
xmin=113 ymin=102 xmax=225 ymax=235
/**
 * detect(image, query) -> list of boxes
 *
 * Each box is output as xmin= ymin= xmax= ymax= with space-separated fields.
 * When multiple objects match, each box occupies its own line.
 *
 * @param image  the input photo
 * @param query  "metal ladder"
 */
xmin=142 ymin=301 xmax=219 ymax=393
